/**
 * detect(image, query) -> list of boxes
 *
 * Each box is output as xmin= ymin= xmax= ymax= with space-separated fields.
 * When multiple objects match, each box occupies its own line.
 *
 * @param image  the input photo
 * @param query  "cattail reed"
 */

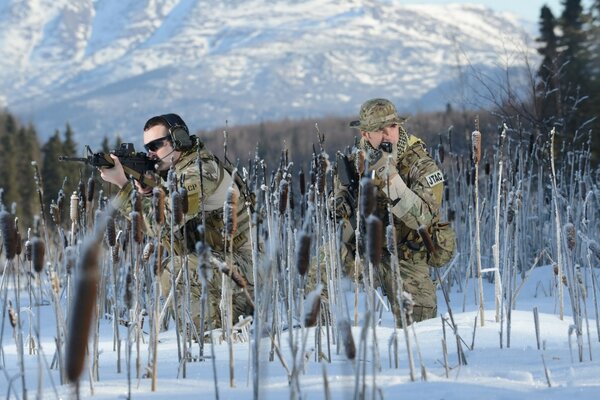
xmin=564 ymin=223 xmax=576 ymax=251
xmin=24 ymin=238 xmax=32 ymax=261
xmin=172 ymin=191 xmax=184 ymax=225
xmin=153 ymin=188 xmax=165 ymax=226
xmin=299 ymin=169 xmax=306 ymax=196
xmin=78 ymin=179 xmax=87 ymax=205
xmin=130 ymin=211 xmax=143 ymax=244
xmin=66 ymin=237 xmax=101 ymax=382
xmin=8 ymin=300 xmax=17 ymax=328
xmin=304 ymin=286 xmax=322 ymax=328
xmin=85 ymin=178 xmax=95 ymax=206
xmin=143 ymin=242 xmax=155 ymax=263
xmin=219 ymin=265 xmax=249 ymax=289
xmin=472 ymin=130 xmax=481 ymax=164
xmin=15 ymin=229 xmax=22 ymax=256
xmin=132 ymin=191 xmax=142 ymax=214
xmin=50 ymin=201 xmax=61 ymax=225
xmin=339 ymin=319 xmax=356 ymax=360
xmin=178 ymin=187 xmax=189 ymax=214
xmin=296 ymin=232 xmax=312 ymax=277
xmin=0 ymin=210 xmax=17 ymax=260
xmin=279 ymin=179 xmax=289 ymax=215
xmin=106 ymin=216 xmax=116 ymax=247
xmin=366 ymin=215 xmax=383 ymax=266
xmin=356 ymin=149 xmax=366 ymax=177
xmin=360 ymin=177 xmax=376 ymax=216
xmin=224 ymin=185 xmax=239 ymax=239
xmin=31 ymin=237 xmax=45 ymax=273
xmin=70 ymin=192 xmax=79 ymax=223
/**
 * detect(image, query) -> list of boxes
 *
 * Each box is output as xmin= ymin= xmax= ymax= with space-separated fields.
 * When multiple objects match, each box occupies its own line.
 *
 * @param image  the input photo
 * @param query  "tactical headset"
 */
xmin=144 ymin=113 xmax=193 ymax=151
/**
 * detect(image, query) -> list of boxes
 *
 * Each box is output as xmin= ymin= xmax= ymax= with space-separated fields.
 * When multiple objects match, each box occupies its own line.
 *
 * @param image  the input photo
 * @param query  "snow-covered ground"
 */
xmin=2 ymin=264 xmax=599 ymax=399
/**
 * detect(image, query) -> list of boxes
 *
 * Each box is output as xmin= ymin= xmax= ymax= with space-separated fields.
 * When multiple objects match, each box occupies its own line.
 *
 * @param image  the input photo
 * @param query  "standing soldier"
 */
xmin=335 ymin=98 xmax=455 ymax=325
xmin=99 ymin=113 xmax=254 ymax=333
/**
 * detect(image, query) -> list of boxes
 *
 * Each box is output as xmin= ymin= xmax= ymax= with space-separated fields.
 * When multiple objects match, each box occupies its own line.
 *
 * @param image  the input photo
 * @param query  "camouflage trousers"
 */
xmin=161 ymin=247 xmax=255 ymax=335
xmin=313 ymin=242 xmax=438 ymax=327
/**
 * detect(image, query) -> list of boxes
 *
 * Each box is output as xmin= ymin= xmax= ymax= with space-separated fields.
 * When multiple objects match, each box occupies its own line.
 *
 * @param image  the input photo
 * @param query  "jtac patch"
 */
xmin=425 ymin=171 xmax=444 ymax=187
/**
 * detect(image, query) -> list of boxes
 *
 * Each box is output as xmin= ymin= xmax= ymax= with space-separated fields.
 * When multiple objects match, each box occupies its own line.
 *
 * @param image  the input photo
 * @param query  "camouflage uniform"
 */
xmin=335 ymin=99 xmax=448 ymax=325
xmin=113 ymin=138 xmax=254 ymax=331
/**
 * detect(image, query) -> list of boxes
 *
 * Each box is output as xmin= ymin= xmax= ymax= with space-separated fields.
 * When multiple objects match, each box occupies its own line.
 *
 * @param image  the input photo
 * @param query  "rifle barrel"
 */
xmin=58 ymin=156 xmax=89 ymax=162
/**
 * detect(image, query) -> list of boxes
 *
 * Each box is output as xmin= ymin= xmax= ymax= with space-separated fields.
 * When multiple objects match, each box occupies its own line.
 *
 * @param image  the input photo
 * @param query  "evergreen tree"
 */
xmin=0 ymin=113 xmax=19 ymax=210
xmin=41 ymin=130 xmax=67 ymax=215
xmin=14 ymin=125 xmax=42 ymax=227
xmin=536 ymin=5 xmax=561 ymax=131
xmin=558 ymin=0 xmax=593 ymax=146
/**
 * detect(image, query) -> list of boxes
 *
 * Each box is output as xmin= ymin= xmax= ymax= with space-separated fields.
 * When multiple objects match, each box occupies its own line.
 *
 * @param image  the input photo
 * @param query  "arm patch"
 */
xmin=425 ymin=171 xmax=444 ymax=187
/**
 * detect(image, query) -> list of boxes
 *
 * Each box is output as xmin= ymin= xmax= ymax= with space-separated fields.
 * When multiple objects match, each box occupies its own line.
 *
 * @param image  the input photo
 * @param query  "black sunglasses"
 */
xmin=144 ymin=136 xmax=170 ymax=152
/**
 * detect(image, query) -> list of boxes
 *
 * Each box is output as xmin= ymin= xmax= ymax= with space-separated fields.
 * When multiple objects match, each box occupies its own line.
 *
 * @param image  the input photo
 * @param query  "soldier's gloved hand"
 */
xmin=367 ymin=142 xmax=399 ymax=181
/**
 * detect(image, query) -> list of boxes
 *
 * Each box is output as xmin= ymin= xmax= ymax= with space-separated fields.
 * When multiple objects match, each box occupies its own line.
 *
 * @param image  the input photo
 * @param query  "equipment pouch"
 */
xmin=428 ymin=222 xmax=456 ymax=268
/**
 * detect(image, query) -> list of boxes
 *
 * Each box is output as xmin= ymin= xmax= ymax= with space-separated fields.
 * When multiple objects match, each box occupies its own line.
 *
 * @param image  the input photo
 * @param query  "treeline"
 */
xmin=534 ymin=0 xmax=600 ymax=160
xmin=0 ymin=111 xmax=121 ymax=228
xmin=197 ymin=107 xmax=499 ymax=170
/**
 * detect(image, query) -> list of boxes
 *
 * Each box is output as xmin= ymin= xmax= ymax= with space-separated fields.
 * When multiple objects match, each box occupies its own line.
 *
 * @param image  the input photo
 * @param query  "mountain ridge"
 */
xmin=0 ymin=0 xmax=537 ymax=148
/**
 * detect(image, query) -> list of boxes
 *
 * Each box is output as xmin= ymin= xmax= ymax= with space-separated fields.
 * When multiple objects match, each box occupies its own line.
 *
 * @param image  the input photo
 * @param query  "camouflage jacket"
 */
xmin=112 ymin=138 xmax=251 ymax=256
xmin=334 ymin=133 xmax=445 ymax=260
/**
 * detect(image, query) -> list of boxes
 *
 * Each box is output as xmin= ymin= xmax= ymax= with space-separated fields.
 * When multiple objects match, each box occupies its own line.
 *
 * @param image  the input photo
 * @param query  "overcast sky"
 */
xmin=400 ymin=1 xmax=592 ymax=22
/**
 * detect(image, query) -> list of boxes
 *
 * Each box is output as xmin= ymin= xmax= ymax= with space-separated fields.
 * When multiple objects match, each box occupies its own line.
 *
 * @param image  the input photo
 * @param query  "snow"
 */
xmin=2 ymin=264 xmax=599 ymax=399
xmin=0 ymin=0 xmax=537 ymax=147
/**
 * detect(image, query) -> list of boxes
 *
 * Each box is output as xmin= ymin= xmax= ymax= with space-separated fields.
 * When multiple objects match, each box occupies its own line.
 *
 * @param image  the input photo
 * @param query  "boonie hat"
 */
xmin=349 ymin=98 xmax=406 ymax=131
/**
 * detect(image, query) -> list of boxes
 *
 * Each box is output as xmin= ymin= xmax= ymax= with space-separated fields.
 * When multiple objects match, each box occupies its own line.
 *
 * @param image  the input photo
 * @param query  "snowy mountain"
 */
xmin=0 ymin=0 xmax=536 ymax=147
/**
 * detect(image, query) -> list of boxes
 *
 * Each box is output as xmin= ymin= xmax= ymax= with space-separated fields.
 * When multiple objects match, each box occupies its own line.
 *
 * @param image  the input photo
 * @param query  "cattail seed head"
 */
xmin=172 ymin=191 xmax=184 ymax=225
xmin=0 ymin=211 xmax=17 ymax=260
xmin=25 ymin=239 xmax=32 ymax=261
xmin=219 ymin=265 xmax=249 ymax=289
xmin=15 ymin=230 xmax=22 ymax=256
xmin=78 ymin=179 xmax=87 ymax=205
xmin=484 ymin=162 xmax=490 ymax=176
xmin=70 ymin=192 xmax=79 ymax=223
xmin=132 ymin=191 xmax=142 ymax=213
xmin=278 ymin=179 xmax=289 ymax=215
xmin=152 ymin=188 xmax=165 ymax=226
xmin=66 ymin=237 xmax=100 ymax=382
xmin=153 ymin=242 xmax=163 ymax=276
xmin=304 ymin=285 xmax=322 ymax=328
xmin=143 ymin=241 xmax=155 ymax=263
xmin=299 ymin=169 xmax=306 ymax=196
xmin=386 ymin=225 xmax=396 ymax=255
xmin=50 ymin=201 xmax=61 ymax=225
xmin=124 ymin=268 xmax=133 ymax=309
xmin=366 ymin=215 xmax=383 ymax=265
xmin=356 ymin=150 xmax=366 ymax=177
xmin=178 ymin=187 xmax=189 ymax=215
xmin=472 ymin=130 xmax=481 ymax=164
xmin=86 ymin=177 xmax=95 ymax=203
xmin=296 ymin=232 xmax=312 ymax=276
xmin=339 ymin=319 xmax=356 ymax=360
xmin=224 ymin=185 xmax=239 ymax=238
xmin=130 ymin=211 xmax=143 ymax=244
xmin=8 ymin=300 xmax=17 ymax=329
xmin=64 ymin=246 xmax=77 ymax=274
xmin=31 ymin=237 xmax=45 ymax=273
xmin=564 ymin=223 xmax=576 ymax=251
xmin=105 ymin=216 xmax=116 ymax=247
xmin=360 ymin=177 xmax=376 ymax=216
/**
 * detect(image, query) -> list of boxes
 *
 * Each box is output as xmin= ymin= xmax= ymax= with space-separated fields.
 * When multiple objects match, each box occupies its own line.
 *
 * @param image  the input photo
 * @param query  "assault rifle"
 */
xmin=59 ymin=143 xmax=158 ymax=188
